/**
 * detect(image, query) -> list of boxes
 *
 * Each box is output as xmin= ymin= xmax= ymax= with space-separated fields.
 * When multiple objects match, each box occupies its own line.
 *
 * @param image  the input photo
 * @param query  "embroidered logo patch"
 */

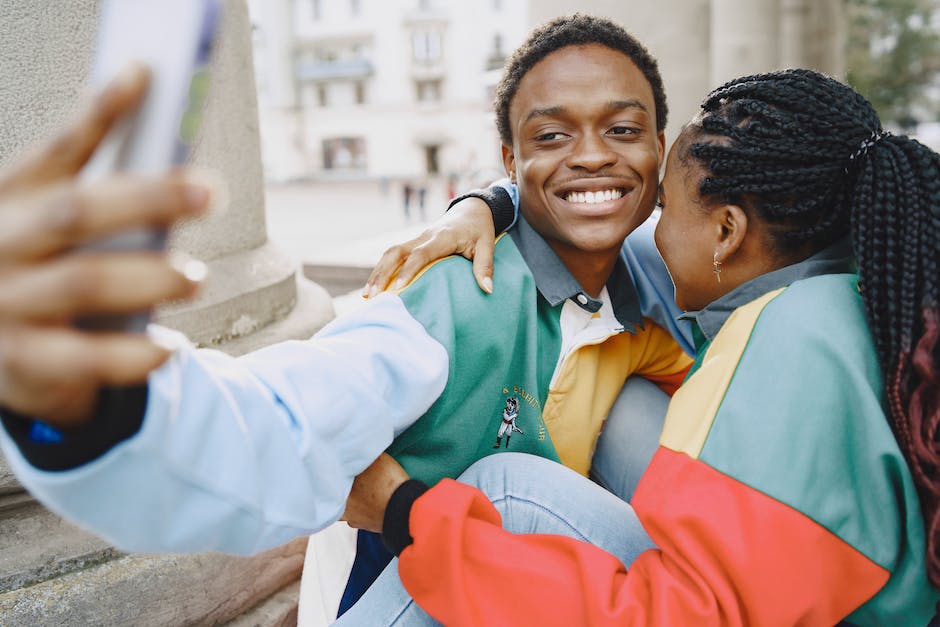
xmin=493 ymin=396 xmax=523 ymax=448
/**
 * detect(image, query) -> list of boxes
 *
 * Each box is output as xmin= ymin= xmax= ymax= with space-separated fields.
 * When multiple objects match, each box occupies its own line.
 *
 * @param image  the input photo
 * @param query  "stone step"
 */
xmin=0 ymin=538 xmax=306 ymax=626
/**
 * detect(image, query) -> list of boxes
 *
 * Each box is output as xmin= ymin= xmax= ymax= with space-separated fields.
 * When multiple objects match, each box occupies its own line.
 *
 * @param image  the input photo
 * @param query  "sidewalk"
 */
xmin=264 ymin=179 xmax=444 ymax=268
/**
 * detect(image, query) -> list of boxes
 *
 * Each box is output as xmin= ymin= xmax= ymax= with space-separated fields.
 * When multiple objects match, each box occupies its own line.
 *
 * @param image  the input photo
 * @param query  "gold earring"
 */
xmin=713 ymin=251 xmax=722 ymax=283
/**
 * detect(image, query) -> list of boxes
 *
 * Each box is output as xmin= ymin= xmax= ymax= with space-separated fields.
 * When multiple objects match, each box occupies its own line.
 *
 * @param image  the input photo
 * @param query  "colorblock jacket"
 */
xmin=387 ymin=240 xmax=940 ymax=626
xmin=0 ymin=211 xmax=689 ymax=555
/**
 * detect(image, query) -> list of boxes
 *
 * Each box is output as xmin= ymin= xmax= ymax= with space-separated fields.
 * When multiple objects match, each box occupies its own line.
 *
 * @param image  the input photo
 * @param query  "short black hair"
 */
xmin=493 ymin=14 xmax=668 ymax=146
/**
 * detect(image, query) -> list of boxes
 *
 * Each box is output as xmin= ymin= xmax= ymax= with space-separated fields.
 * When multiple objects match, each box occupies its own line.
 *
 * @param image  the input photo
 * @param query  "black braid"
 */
xmin=682 ymin=68 xmax=940 ymax=589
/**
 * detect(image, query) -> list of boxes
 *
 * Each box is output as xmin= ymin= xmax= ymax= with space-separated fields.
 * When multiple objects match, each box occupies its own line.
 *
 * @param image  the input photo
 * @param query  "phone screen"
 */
xmin=79 ymin=0 xmax=220 ymax=332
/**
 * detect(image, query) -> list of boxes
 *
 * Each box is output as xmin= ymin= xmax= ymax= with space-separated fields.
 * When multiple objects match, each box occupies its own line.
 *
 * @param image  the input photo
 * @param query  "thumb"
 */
xmin=471 ymin=237 xmax=495 ymax=294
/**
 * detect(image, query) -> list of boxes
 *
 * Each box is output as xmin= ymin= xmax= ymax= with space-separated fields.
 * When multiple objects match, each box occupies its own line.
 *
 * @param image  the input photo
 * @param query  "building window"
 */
xmin=415 ymin=79 xmax=443 ymax=102
xmin=486 ymin=33 xmax=506 ymax=70
xmin=424 ymin=144 xmax=440 ymax=175
xmin=317 ymin=84 xmax=328 ymax=107
xmin=323 ymin=137 xmax=367 ymax=170
xmin=412 ymin=30 xmax=442 ymax=63
xmin=354 ymin=81 xmax=366 ymax=104
xmin=350 ymin=0 xmax=360 ymax=16
xmin=311 ymin=0 xmax=321 ymax=20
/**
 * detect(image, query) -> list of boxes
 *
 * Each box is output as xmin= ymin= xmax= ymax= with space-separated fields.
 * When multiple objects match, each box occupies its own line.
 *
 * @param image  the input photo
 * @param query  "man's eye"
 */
xmin=535 ymin=132 xmax=564 ymax=141
xmin=607 ymin=126 xmax=639 ymax=136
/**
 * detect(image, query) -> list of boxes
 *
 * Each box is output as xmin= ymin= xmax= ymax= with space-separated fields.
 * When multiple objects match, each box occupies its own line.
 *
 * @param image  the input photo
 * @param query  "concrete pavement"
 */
xmin=264 ymin=179 xmax=448 ymax=269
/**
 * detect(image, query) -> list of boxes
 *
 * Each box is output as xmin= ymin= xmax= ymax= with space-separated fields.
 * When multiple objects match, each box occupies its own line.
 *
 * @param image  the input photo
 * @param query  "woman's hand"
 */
xmin=342 ymin=453 xmax=410 ymax=533
xmin=364 ymin=196 xmax=497 ymax=297
xmin=0 ymin=64 xmax=211 ymax=425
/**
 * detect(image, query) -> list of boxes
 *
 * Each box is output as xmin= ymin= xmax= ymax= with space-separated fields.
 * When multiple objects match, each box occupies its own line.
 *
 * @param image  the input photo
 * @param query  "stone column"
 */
xmin=709 ymin=0 xmax=781 ymax=87
xmin=0 ymin=1 xmax=333 ymax=624
xmin=779 ymin=0 xmax=847 ymax=77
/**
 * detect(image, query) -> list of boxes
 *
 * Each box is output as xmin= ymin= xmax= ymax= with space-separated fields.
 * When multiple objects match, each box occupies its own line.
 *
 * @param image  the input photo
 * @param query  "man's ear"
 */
xmin=656 ymin=131 xmax=666 ymax=167
xmin=501 ymin=144 xmax=516 ymax=183
xmin=713 ymin=204 xmax=748 ymax=262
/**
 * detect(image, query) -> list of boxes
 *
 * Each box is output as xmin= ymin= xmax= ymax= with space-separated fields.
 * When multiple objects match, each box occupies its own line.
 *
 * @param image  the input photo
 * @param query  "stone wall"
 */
xmin=0 ymin=1 xmax=333 ymax=624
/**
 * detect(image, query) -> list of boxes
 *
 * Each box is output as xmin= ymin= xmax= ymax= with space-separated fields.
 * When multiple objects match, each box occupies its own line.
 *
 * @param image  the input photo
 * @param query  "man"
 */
xmin=0 ymin=13 xmax=689 ymax=614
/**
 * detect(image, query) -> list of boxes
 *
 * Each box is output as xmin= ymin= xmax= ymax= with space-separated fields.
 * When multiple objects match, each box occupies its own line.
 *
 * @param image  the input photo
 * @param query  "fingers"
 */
xmin=471 ymin=235 xmax=496 ymax=294
xmin=0 ymin=326 xmax=172 ymax=424
xmin=364 ymin=238 xmax=421 ymax=297
xmin=0 ymin=252 xmax=203 ymax=321
xmin=0 ymin=64 xmax=150 ymax=193
xmin=0 ymin=173 xmax=210 ymax=263
xmin=388 ymin=240 xmax=441 ymax=292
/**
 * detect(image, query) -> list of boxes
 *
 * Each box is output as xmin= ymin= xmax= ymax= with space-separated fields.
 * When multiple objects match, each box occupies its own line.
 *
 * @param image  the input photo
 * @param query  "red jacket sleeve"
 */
xmin=398 ymin=451 xmax=889 ymax=626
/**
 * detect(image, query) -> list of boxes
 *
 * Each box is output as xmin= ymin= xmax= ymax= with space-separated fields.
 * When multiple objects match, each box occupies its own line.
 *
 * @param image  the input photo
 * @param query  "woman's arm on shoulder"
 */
xmin=364 ymin=182 xmax=518 ymax=297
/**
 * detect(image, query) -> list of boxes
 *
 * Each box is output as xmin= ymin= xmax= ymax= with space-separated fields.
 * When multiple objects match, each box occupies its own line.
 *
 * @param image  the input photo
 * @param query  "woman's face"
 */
xmin=654 ymin=140 xmax=725 ymax=312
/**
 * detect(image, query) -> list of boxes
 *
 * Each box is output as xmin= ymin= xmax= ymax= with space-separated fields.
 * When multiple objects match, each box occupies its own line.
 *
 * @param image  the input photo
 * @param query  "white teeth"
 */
xmin=564 ymin=189 xmax=624 ymax=204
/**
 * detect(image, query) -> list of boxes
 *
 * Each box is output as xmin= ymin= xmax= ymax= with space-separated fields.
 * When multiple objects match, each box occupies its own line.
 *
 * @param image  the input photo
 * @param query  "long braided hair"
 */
xmin=682 ymin=68 xmax=940 ymax=586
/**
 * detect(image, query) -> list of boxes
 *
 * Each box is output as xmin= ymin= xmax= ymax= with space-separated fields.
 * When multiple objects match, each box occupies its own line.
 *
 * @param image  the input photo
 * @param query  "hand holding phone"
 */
xmin=80 ymin=0 xmax=220 ymax=331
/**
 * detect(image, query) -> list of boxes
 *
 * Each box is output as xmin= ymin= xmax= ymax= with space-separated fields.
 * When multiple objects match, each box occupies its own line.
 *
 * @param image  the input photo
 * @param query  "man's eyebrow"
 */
xmin=607 ymin=99 xmax=649 ymax=114
xmin=523 ymin=99 xmax=650 ymax=125
xmin=523 ymin=106 xmax=566 ymax=124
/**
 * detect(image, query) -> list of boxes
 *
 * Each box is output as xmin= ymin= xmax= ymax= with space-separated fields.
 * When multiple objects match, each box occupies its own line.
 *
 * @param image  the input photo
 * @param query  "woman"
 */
xmin=343 ymin=69 xmax=940 ymax=625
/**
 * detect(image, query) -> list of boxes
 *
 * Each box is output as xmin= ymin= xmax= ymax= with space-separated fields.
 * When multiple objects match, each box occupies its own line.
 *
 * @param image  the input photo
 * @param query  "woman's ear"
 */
xmin=713 ymin=204 xmax=748 ymax=262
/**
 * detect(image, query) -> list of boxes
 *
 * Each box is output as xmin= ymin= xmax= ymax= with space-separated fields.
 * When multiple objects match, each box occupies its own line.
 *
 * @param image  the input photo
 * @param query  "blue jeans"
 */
xmin=334 ymin=377 xmax=668 ymax=626
xmin=590 ymin=376 xmax=670 ymax=503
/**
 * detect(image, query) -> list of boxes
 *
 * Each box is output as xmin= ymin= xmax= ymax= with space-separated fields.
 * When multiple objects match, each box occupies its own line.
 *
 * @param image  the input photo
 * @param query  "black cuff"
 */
xmin=0 ymin=384 xmax=149 ymax=472
xmin=381 ymin=478 xmax=430 ymax=556
xmin=447 ymin=186 xmax=516 ymax=234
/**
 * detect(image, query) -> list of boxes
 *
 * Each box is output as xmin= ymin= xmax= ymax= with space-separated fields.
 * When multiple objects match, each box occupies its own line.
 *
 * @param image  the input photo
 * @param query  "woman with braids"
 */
xmin=344 ymin=68 xmax=940 ymax=625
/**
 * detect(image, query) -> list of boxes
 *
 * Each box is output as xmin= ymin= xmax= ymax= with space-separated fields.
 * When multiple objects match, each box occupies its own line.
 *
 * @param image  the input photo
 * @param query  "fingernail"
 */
xmin=391 ymin=279 xmax=405 ymax=292
xmin=369 ymin=284 xmax=381 ymax=298
xmin=362 ymin=284 xmax=372 ymax=299
xmin=170 ymin=253 xmax=208 ymax=283
xmin=482 ymin=277 xmax=493 ymax=294
xmin=182 ymin=259 xmax=208 ymax=283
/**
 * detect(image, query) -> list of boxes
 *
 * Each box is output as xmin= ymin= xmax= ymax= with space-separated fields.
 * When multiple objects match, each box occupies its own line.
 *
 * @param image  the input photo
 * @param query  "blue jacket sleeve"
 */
xmin=0 ymin=294 xmax=449 ymax=555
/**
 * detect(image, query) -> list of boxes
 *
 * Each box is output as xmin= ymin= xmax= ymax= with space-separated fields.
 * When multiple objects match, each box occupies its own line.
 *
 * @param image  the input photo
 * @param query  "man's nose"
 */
xmin=566 ymin=133 xmax=617 ymax=171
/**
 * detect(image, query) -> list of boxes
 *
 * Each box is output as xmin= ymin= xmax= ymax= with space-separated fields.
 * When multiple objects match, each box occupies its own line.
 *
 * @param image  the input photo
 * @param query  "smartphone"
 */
xmin=80 ymin=0 xmax=220 ymax=331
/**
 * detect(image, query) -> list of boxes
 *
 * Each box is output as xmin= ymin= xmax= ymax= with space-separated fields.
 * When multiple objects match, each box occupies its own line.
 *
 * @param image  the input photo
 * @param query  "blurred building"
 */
xmin=248 ymin=0 xmax=846 ymax=184
xmin=249 ymin=0 xmax=530 ymax=184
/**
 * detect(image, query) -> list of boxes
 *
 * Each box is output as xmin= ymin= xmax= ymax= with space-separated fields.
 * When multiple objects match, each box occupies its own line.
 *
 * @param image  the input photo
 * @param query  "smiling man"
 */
xmin=0 ymin=13 xmax=691 ymax=620
xmin=336 ymin=14 xmax=694 ymax=616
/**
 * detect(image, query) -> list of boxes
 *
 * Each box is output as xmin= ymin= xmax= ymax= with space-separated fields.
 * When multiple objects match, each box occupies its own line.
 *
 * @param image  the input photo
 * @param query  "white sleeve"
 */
xmin=0 ymin=294 xmax=448 ymax=555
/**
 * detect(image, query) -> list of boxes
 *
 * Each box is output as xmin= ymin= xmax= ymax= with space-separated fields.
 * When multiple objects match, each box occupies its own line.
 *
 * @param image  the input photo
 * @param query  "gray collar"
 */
xmin=679 ymin=237 xmax=856 ymax=342
xmin=509 ymin=213 xmax=643 ymax=330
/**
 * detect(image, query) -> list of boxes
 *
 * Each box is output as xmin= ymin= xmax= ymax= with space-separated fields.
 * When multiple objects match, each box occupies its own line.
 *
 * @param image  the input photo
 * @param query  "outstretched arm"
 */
xmin=0 ymin=64 xmax=450 ymax=556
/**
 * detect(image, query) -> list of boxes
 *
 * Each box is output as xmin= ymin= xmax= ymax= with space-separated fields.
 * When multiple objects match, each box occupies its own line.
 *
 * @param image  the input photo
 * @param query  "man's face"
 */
xmin=503 ymin=44 xmax=664 ymax=266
